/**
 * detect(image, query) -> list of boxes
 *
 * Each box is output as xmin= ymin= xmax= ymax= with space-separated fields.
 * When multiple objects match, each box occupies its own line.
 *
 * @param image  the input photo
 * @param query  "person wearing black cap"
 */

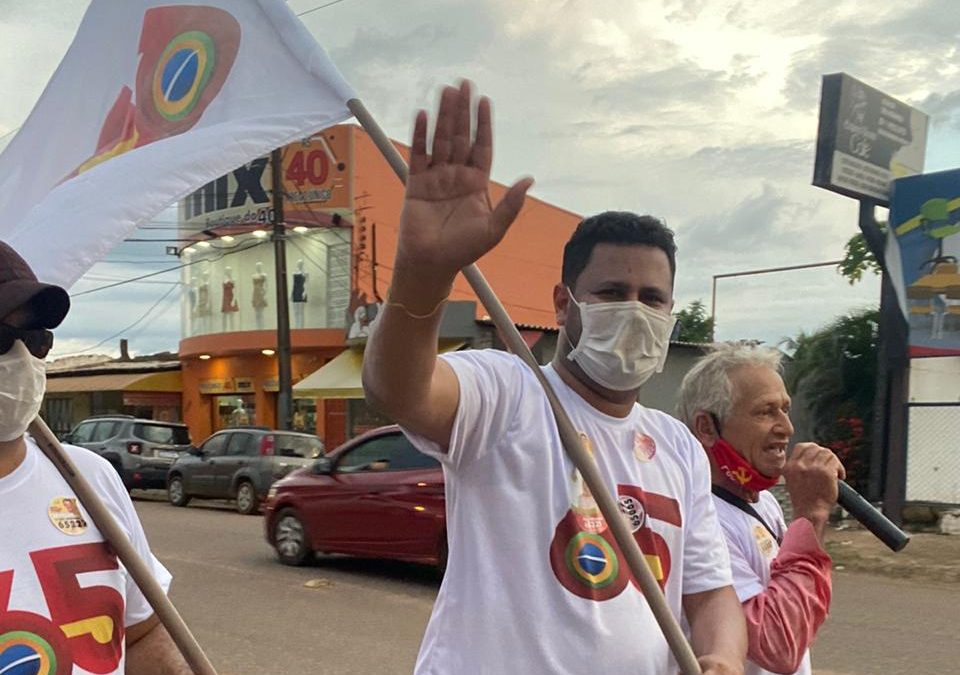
xmin=0 ymin=242 xmax=193 ymax=674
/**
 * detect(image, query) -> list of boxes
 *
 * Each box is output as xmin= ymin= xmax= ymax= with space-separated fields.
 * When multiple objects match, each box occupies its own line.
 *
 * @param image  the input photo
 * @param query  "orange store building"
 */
xmin=177 ymin=123 xmax=581 ymax=447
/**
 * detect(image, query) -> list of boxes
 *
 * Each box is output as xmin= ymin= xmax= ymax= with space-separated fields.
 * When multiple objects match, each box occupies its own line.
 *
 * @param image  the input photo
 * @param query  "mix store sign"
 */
xmin=180 ymin=127 xmax=353 ymax=229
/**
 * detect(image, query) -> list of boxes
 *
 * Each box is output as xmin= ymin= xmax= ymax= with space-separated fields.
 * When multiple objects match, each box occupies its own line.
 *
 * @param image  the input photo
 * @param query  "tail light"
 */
xmin=127 ymin=442 xmax=142 ymax=455
xmin=260 ymin=435 xmax=275 ymax=456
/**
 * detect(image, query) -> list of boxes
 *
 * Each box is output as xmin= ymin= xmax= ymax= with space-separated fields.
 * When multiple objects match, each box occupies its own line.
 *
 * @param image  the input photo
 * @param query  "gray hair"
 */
xmin=677 ymin=342 xmax=784 ymax=431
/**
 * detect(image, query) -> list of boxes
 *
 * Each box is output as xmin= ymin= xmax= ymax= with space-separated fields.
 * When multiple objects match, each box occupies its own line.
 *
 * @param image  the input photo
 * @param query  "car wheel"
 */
xmin=235 ymin=481 xmax=259 ymax=515
xmin=273 ymin=509 xmax=311 ymax=566
xmin=167 ymin=475 xmax=190 ymax=507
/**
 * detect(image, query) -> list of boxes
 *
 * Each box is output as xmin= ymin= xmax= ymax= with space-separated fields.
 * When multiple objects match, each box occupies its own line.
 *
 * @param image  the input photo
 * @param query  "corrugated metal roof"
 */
xmin=46 ymin=360 xmax=180 ymax=375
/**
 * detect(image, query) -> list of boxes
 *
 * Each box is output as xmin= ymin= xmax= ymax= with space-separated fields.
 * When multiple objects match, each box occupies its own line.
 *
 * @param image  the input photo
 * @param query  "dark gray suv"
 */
xmin=65 ymin=416 xmax=193 ymax=489
xmin=166 ymin=428 xmax=324 ymax=515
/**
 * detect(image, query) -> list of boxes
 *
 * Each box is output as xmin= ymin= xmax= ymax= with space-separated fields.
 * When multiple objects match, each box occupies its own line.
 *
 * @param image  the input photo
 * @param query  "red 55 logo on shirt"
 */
xmin=0 ymin=543 xmax=124 ymax=675
xmin=549 ymin=485 xmax=682 ymax=600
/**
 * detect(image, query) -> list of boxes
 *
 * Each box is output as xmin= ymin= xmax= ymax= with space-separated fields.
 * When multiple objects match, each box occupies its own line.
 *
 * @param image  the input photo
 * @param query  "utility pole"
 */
xmin=271 ymin=148 xmax=293 ymax=431
xmin=857 ymin=199 xmax=909 ymax=522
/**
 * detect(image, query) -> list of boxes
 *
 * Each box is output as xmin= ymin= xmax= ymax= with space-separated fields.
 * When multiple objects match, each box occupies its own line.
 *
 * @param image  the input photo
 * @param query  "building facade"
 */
xmin=42 ymin=353 xmax=182 ymax=438
xmin=177 ymin=124 xmax=583 ymax=445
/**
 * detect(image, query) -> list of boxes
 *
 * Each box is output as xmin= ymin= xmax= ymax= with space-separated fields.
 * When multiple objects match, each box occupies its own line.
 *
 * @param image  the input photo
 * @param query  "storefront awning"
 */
xmin=46 ymin=371 xmax=182 ymax=394
xmin=294 ymin=343 xmax=465 ymax=399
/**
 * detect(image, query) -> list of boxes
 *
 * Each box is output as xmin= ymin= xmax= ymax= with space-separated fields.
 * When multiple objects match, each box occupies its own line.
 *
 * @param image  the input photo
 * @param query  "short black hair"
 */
xmin=561 ymin=211 xmax=677 ymax=288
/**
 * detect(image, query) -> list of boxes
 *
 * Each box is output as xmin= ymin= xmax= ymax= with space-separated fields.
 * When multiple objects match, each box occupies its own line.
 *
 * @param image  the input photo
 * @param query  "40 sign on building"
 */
xmin=180 ymin=127 xmax=353 ymax=230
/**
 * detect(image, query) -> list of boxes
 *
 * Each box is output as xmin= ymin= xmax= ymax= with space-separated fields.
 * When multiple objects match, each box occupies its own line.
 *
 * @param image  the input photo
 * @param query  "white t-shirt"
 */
xmin=0 ymin=437 xmax=172 ymax=675
xmin=405 ymin=351 xmax=732 ymax=675
xmin=714 ymin=490 xmax=812 ymax=675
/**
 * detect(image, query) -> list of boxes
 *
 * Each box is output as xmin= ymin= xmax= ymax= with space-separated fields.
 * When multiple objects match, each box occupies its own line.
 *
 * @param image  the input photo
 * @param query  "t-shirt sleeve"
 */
xmin=678 ymin=427 xmax=734 ymax=595
xmin=84 ymin=452 xmax=173 ymax=627
xmin=402 ymin=350 xmax=526 ymax=471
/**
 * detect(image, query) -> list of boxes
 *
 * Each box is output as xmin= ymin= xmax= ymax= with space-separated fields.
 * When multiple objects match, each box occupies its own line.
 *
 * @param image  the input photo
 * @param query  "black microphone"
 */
xmin=837 ymin=481 xmax=910 ymax=552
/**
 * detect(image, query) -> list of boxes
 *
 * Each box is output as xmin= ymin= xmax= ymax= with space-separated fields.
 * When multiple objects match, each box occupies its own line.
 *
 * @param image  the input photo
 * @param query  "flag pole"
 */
xmin=28 ymin=417 xmax=219 ymax=675
xmin=346 ymin=97 xmax=703 ymax=675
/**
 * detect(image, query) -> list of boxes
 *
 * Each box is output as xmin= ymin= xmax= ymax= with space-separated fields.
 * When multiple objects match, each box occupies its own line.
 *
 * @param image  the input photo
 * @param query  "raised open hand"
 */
xmin=395 ymin=80 xmax=534 ymax=284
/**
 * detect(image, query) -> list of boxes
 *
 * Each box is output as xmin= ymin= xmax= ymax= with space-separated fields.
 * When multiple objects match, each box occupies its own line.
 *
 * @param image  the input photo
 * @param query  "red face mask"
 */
xmin=709 ymin=438 xmax=780 ymax=492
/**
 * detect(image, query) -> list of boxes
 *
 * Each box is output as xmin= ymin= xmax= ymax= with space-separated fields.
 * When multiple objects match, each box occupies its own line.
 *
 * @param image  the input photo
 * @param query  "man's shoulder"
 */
xmin=443 ymin=347 xmax=523 ymax=367
xmin=442 ymin=348 xmax=534 ymax=384
xmin=635 ymin=405 xmax=690 ymax=432
xmin=633 ymin=405 xmax=703 ymax=459
xmin=66 ymin=442 xmax=119 ymax=474
xmin=757 ymin=490 xmax=786 ymax=520
xmin=712 ymin=497 xmax=759 ymax=551
xmin=28 ymin=437 xmax=123 ymax=484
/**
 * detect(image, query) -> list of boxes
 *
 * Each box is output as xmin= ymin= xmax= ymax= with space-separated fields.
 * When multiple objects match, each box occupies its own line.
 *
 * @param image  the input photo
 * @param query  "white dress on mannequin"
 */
xmin=252 ymin=261 xmax=269 ymax=329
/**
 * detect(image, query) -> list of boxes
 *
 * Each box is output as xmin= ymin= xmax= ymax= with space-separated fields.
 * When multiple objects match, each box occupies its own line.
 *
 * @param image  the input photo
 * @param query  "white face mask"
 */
xmin=565 ymin=289 xmax=676 ymax=391
xmin=0 ymin=340 xmax=47 ymax=442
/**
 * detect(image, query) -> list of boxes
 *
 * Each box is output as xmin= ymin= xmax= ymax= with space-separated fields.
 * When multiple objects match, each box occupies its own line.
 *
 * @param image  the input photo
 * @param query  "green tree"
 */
xmin=837 ymin=223 xmax=886 ymax=285
xmin=784 ymin=308 xmax=879 ymax=491
xmin=674 ymin=300 xmax=714 ymax=343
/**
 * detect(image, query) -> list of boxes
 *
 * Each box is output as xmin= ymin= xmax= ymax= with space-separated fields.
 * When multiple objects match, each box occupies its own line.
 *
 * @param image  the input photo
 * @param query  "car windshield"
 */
xmin=134 ymin=423 xmax=191 ymax=445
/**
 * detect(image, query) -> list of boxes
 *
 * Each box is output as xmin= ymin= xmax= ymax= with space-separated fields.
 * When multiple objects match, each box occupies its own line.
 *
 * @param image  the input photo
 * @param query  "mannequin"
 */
xmin=347 ymin=305 xmax=370 ymax=339
xmin=195 ymin=271 xmax=212 ymax=334
xmin=187 ymin=276 xmax=198 ymax=336
xmin=252 ymin=261 xmax=268 ymax=329
xmin=291 ymin=259 xmax=308 ymax=329
xmin=221 ymin=266 xmax=239 ymax=331
xmin=230 ymin=398 xmax=249 ymax=426
xmin=292 ymin=405 xmax=306 ymax=432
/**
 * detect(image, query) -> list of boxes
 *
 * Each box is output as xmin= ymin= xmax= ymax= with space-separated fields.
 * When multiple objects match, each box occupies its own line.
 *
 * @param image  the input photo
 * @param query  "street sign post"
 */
xmin=813 ymin=73 xmax=929 ymax=523
xmin=814 ymin=73 xmax=928 ymax=206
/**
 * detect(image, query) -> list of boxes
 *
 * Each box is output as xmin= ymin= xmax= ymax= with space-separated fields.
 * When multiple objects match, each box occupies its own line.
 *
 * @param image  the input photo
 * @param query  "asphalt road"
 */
xmin=132 ymin=494 xmax=959 ymax=674
xmin=134 ymin=495 xmax=435 ymax=674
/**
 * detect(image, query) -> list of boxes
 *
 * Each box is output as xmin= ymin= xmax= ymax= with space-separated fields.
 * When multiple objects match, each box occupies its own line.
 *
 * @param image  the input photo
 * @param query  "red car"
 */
xmin=264 ymin=426 xmax=447 ymax=570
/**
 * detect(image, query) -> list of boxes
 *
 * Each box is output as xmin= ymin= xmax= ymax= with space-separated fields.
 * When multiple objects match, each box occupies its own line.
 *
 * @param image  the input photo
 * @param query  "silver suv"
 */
xmin=166 ymin=428 xmax=324 ymax=515
xmin=65 ymin=415 xmax=192 ymax=490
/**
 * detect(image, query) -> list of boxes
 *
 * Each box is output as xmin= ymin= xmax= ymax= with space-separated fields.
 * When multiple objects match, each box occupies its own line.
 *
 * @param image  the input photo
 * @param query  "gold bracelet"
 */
xmin=383 ymin=294 xmax=448 ymax=320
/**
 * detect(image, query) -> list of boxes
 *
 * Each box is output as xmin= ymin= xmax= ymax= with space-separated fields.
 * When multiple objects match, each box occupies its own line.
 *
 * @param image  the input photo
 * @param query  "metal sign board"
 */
xmin=813 ymin=73 xmax=928 ymax=205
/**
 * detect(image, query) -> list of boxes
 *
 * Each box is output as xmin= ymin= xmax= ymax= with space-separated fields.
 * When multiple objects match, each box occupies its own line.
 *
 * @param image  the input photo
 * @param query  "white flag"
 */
xmin=0 ymin=0 xmax=356 ymax=287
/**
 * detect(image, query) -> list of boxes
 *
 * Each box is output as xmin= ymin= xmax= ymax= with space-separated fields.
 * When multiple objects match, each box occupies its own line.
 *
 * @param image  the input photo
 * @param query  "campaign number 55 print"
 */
xmin=0 ymin=543 xmax=125 ymax=675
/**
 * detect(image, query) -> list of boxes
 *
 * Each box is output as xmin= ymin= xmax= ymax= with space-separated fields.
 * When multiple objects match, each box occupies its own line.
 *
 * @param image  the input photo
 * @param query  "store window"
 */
xmin=43 ymin=398 xmax=73 ymax=439
xmin=215 ymin=395 xmax=256 ymax=430
xmin=347 ymin=399 xmax=393 ymax=437
xmin=291 ymin=398 xmax=317 ymax=433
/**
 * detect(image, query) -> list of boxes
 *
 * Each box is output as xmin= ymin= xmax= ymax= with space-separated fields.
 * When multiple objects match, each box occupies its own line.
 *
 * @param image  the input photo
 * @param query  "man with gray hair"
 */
xmin=678 ymin=343 xmax=844 ymax=675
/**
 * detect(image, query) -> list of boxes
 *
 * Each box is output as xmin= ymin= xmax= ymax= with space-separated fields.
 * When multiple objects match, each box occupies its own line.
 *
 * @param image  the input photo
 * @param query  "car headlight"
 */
xmin=267 ymin=486 xmax=278 ymax=501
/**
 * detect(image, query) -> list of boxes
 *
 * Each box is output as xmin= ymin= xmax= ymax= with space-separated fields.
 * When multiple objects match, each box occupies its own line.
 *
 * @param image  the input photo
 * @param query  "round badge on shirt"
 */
xmin=634 ymin=433 xmax=656 ymax=462
xmin=49 ymin=496 xmax=89 ymax=535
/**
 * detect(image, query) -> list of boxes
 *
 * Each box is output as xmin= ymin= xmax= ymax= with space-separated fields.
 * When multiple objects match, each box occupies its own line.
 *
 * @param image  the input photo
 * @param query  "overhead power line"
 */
xmin=70 ymin=239 xmax=270 ymax=297
xmin=56 ymin=284 xmax=180 ymax=357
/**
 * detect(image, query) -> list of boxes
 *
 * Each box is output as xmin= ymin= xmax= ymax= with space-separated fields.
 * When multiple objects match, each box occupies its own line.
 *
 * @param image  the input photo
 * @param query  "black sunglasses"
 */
xmin=0 ymin=325 xmax=54 ymax=359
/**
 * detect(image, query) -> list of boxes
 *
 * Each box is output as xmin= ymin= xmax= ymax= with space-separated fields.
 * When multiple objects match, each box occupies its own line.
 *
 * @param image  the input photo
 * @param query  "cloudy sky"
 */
xmin=2 ymin=0 xmax=959 ymax=359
